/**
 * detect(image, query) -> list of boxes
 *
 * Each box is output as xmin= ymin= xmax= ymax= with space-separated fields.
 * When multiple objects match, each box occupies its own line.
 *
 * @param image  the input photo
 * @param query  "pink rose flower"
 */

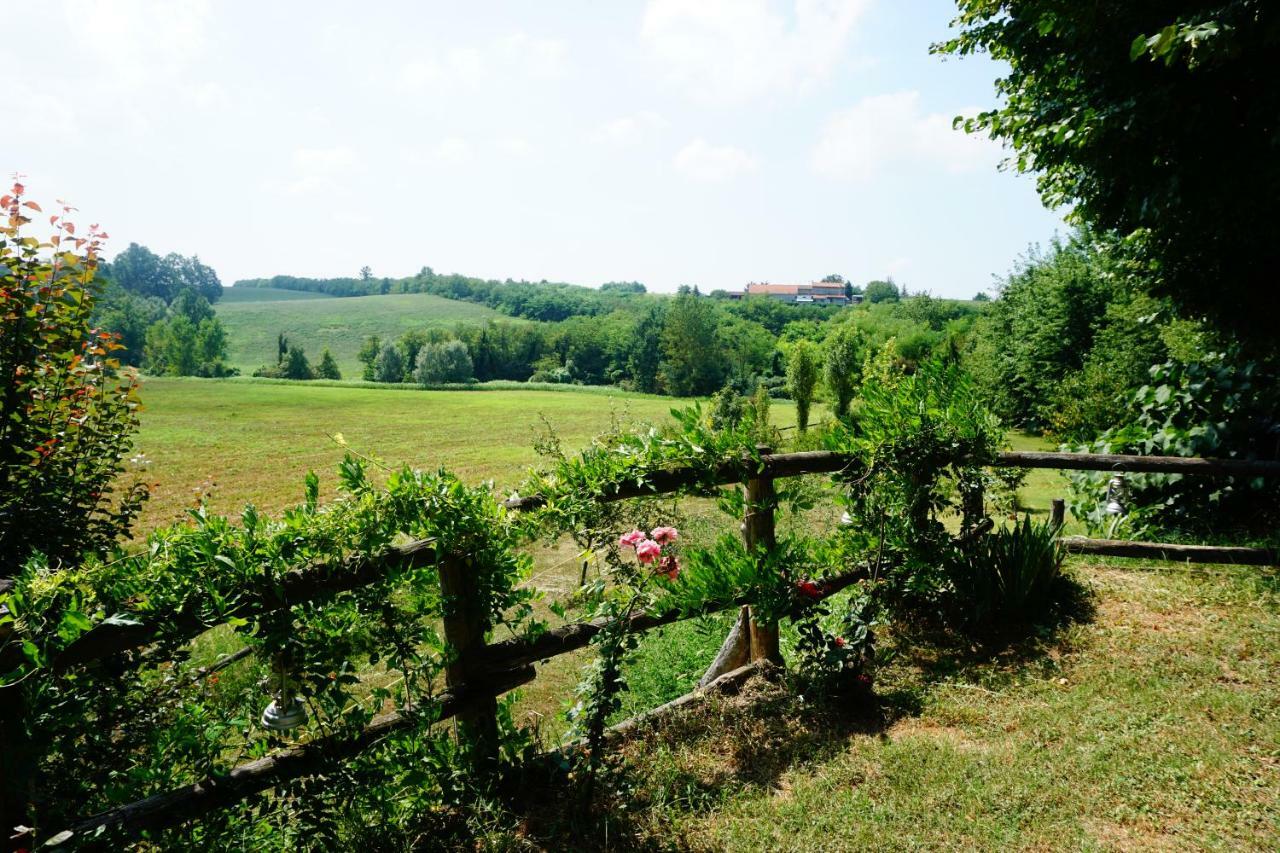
xmin=618 ymin=529 xmax=646 ymax=549
xmin=657 ymin=554 xmax=680 ymax=580
xmin=634 ymin=539 xmax=662 ymax=564
xmin=650 ymin=526 xmax=679 ymax=545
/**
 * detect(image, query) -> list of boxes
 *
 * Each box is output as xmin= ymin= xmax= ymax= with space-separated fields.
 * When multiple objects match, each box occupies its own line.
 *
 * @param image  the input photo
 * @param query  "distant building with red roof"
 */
xmin=734 ymin=280 xmax=859 ymax=305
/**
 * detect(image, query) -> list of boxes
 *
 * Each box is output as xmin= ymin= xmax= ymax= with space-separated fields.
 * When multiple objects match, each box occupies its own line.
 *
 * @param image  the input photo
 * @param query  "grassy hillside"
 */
xmin=214 ymin=292 xmax=506 ymax=376
xmin=219 ymin=287 xmax=335 ymax=303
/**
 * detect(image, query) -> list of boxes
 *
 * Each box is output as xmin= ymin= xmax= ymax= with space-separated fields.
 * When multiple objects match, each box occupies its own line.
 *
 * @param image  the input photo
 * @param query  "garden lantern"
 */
xmin=1104 ymin=474 xmax=1127 ymax=516
xmin=260 ymin=656 xmax=307 ymax=731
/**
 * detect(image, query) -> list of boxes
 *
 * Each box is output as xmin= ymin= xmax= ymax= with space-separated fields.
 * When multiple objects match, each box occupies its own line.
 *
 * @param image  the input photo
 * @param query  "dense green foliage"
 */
xmin=415 ymin=339 xmax=475 ymax=385
xmin=939 ymin=0 xmax=1280 ymax=349
xmin=785 ymin=340 xmax=820 ymax=431
xmin=92 ymin=243 xmax=232 ymax=375
xmin=1067 ymin=353 xmax=1280 ymax=541
xmin=104 ymin=242 xmax=223 ymax=305
xmin=2 ymin=458 xmax=539 ymax=847
xmin=0 ymin=186 xmax=147 ymax=569
xmin=964 ymin=232 xmax=1170 ymax=436
xmin=946 ymin=516 xmax=1064 ymax=630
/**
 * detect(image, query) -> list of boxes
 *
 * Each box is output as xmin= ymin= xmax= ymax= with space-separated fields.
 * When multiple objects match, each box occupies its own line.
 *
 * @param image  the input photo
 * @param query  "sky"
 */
xmin=6 ymin=0 xmax=1068 ymax=297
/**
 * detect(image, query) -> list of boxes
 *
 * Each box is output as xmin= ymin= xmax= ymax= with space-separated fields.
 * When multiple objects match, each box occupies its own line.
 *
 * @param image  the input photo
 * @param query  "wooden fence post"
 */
xmin=437 ymin=553 xmax=499 ymax=763
xmin=962 ymin=478 xmax=985 ymax=532
xmin=1051 ymin=498 xmax=1065 ymax=531
xmin=743 ymin=452 xmax=782 ymax=665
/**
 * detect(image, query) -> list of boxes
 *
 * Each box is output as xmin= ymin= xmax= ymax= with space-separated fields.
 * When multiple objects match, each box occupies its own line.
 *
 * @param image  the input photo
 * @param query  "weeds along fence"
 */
xmin=22 ymin=449 xmax=1280 ymax=845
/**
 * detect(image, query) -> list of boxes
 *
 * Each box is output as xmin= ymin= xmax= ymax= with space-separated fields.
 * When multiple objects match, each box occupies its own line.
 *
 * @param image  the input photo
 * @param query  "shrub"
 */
xmin=373 ymin=341 xmax=405 ymax=383
xmin=947 ymin=516 xmax=1063 ymax=630
xmin=0 ymin=184 xmax=147 ymax=568
xmin=316 ymin=347 xmax=342 ymax=380
xmin=1066 ymin=353 xmax=1280 ymax=540
xmin=823 ymin=323 xmax=864 ymax=419
xmin=282 ymin=344 xmax=313 ymax=380
xmin=827 ymin=358 xmax=1003 ymax=614
xmin=415 ymin=340 xmax=474 ymax=385
xmin=785 ymin=340 xmax=819 ymax=431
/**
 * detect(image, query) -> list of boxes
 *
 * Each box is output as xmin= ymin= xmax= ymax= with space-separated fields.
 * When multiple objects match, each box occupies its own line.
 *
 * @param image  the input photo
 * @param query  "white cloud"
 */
xmin=674 ymin=138 xmax=759 ymax=182
xmin=494 ymin=137 xmax=536 ymax=159
xmin=591 ymin=111 xmax=669 ymax=145
xmin=402 ymin=138 xmax=475 ymax=168
xmin=281 ymin=146 xmax=362 ymax=194
xmin=641 ymin=0 xmax=871 ymax=103
xmin=63 ymin=0 xmax=211 ymax=83
xmin=811 ymin=91 xmax=999 ymax=181
xmin=397 ymin=32 xmax=567 ymax=93
xmin=293 ymin=146 xmax=361 ymax=173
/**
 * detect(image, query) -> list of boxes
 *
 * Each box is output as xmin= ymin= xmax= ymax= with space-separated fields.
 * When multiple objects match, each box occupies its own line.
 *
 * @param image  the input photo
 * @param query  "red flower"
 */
xmin=657 ymin=554 xmax=680 ymax=580
xmin=207 ymin=674 xmax=219 ymax=684
xmin=795 ymin=579 xmax=823 ymax=599
xmin=834 ymin=636 xmax=846 ymax=648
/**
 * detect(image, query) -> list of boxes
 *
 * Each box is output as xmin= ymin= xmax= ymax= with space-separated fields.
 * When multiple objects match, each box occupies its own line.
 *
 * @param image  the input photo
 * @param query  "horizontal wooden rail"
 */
xmin=997 ymin=450 xmax=1280 ymax=477
xmin=1062 ymin=536 xmax=1278 ymax=566
xmin=39 ymin=562 xmax=874 ymax=845
xmin=43 ymin=663 xmax=537 ymax=847
xmin=7 ymin=539 xmax=440 ymax=675
xmin=503 ymin=449 xmax=1280 ymax=511
xmin=15 ymin=449 xmax=1275 ymax=675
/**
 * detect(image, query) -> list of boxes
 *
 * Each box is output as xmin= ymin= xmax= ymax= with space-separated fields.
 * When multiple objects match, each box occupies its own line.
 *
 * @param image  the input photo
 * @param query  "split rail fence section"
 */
xmin=25 ymin=449 xmax=1280 ymax=845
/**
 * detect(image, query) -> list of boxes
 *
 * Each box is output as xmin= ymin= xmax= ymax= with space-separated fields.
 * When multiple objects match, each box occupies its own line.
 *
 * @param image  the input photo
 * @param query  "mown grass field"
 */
xmin=213 ymin=291 xmax=506 ymax=376
xmin=130 ymin=376 xmax=681 ymax=532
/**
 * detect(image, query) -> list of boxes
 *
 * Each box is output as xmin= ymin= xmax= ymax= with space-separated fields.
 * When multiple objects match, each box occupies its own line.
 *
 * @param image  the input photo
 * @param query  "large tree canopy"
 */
xmin=937 ymin=1 xmax=1279 ymax=347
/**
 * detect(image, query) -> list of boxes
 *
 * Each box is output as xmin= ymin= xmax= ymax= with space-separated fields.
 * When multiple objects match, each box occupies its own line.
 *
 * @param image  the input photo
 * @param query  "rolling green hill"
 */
xmin=215 ymin=292 xmax=507 ymax=376
xmin=219 ymin=286 xmax=335 ymax=303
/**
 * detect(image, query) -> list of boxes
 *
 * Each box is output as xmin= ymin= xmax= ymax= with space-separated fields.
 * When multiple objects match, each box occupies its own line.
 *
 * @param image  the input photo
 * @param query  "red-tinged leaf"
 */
xmin=12 ymin=182 xmax=24 ymax=195
xmin=98 ymin=231 xmax=109 ymax=239
xmin=23 ymin=201 xmax=42 ymax=212
xmin=64 ymin=222 xmax=75 ymax=234
xmin=49 ymin=215 xmax=59 ymax=225
xmin=0 ymin=195 xmax=11 ymax=207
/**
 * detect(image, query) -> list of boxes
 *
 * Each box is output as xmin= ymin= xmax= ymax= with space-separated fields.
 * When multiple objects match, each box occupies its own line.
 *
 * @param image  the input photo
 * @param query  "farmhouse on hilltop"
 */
xmin=730 ymin=280 xmax=859 ymax=305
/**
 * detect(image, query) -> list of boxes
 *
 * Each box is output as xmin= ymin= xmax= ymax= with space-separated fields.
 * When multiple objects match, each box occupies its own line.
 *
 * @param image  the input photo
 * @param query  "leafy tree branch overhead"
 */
xmin=937 ymin=0 xmax=1280 ymax=348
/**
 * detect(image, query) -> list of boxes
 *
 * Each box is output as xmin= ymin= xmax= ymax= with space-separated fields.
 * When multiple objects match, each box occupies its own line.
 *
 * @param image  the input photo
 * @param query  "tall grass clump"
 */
xmin=947 ymin=516 xmax=1063 ymax=631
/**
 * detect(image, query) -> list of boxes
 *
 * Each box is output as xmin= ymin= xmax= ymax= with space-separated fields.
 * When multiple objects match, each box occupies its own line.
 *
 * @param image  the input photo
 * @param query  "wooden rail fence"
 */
xmin=18 ymin=449 xmax=1280 ymax=846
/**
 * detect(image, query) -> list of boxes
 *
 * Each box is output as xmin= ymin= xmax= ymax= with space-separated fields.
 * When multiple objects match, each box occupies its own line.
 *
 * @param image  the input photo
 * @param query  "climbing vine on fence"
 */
xmin=0 ymin=455 xmax=540 ymax=845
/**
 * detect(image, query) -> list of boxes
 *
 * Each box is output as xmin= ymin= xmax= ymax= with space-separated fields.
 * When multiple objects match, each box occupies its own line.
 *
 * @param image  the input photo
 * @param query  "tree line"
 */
xmin=94 ymin=243 xmax=234 ymax=377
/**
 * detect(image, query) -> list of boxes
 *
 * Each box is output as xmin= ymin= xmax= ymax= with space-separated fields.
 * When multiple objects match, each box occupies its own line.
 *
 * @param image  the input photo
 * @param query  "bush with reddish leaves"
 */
xmin=0 ymin=181 xmax=147 ymax=570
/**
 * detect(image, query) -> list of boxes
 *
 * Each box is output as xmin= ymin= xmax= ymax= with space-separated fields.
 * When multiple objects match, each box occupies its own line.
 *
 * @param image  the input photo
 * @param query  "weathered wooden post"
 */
xmin=1051 ymin=498 xmax=1065 ymax=531
xmin=437 ymin=553 xmax=499 ymax=762
xmin=961 ymin=478 xmax=985 ymax=532
xmin=743 ymin=451 xmax=782 ymax=664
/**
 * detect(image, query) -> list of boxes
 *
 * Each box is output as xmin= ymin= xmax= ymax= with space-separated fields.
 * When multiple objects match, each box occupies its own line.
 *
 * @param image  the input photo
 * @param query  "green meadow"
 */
xmin=214 ymin=291 xmax=506 ymax=377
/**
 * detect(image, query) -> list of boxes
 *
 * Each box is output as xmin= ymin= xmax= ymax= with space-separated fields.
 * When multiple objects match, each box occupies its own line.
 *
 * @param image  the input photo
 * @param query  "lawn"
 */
xmin=544 ymin=560 xmax=1279 ymax=851
xmin=213 ymin=291 xmax=506 ymax=376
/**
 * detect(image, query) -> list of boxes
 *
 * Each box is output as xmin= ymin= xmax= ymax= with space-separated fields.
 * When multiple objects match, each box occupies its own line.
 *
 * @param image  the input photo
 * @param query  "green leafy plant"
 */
xmin=825 ymin=358 xmax=1003 ymax=615
xmin=1066 ymin=353 xmax=1280 ymax=541
xmin=946 ymin=516 xmax=1064 ymax=631
xmin=0 ymin=182 xmax=148 ymax=569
